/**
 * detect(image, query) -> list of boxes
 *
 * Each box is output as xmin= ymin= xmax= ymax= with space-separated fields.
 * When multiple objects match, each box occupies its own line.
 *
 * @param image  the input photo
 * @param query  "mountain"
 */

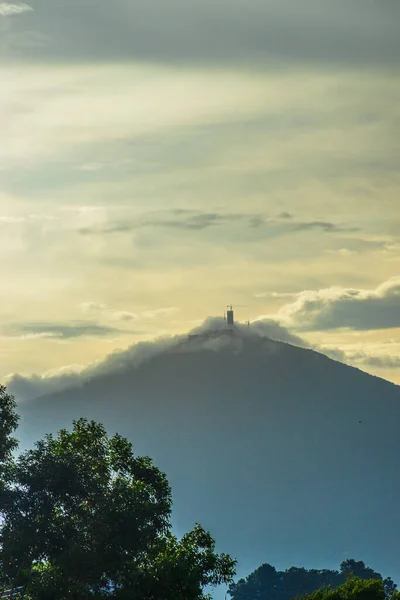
xmin=15 ymin=325 xmax=400 ymax=584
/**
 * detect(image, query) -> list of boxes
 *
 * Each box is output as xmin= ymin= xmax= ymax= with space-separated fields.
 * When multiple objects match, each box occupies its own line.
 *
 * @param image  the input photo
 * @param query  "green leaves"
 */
xmin=228 ymin=562 xmax=398 ymax=600
xmin=0 ymin=385 xmax=19 ymax=481
xmin=0 ymin=414 xmax=235 ymax=599
xmin=302 ymin=577 xmax=387 ymax=600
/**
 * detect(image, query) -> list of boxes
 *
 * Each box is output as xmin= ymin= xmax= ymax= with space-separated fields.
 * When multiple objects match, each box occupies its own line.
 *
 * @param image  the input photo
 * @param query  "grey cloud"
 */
xmin=79 ymin=210 xmax=264 ymax=235
xmin=78 ymin=209 xmax=358 ymax=238
xmin=80 ymin=223 xmax=134 ymax=235
xmin=293 ymin=221 xmax=360 ymax=233
xmin=248 ymin=318 xmax=400 ymax=371
xmin=350 ymin=353 xmax=400 ymax=369
xmin=2 ymin=0 xmax=399 ymax=68
xmin=246 ymin=318 xmax=310 ymax=348
xmin=297 ymin=346 xmax=400 ymax=370
xmin=141 ymin=212 xmax=252 ymax=231
xmin=111 ymin=311 xmax=137 ymax=322
xmin=278 ymin=277 xmax=400 ymax=331
xmin=2 ymin=321 xmax=130 ymax=339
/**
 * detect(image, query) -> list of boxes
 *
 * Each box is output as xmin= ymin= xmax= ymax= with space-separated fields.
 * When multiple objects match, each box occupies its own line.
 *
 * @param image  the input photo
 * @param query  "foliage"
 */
xmin=298 ymin=576 xmax=400 ymax=600
xmin=0 ymin=385 xmax=19 ymax=484
xmin=0 ymin=417 xmax=235 ymax=599
xmin=228 ymin=561 xmax=398 ymax=600
xmin=383 ymin=579 xmax=398 ymax=600
xmin=340 ymin=562 xmax=382 ymax=583
xmin=0 ymin=385 xmax=20 ymax=595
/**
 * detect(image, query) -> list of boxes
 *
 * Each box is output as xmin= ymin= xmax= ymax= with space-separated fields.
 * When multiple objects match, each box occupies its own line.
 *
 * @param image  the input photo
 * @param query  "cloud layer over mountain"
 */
xmin=7 ymin=318 xmax=309 ymax=401
xmin=7 ymin=313 xmax=400 ymax=403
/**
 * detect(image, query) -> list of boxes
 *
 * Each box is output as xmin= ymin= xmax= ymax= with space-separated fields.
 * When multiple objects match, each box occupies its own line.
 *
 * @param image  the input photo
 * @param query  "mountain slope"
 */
xmin=16 ymin=328 xmax=400 ymax=582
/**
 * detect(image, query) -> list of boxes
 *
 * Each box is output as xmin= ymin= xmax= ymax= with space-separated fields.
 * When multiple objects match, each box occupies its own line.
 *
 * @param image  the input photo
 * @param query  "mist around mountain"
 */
xmin=12 ymin=320 xmax=400 ymax=587
xmin=7 ymin=318 xmax=312 ymax=402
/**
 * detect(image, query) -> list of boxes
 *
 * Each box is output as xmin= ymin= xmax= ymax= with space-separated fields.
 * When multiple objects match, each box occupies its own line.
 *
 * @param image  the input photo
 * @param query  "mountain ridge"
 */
xmin=18 ymin=326 xmax=399 ymax=405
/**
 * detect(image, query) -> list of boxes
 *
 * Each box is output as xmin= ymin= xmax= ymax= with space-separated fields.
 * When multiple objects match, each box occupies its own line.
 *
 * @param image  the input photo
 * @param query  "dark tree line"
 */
xmin=228 ymin=560 xmax=398 ymax=600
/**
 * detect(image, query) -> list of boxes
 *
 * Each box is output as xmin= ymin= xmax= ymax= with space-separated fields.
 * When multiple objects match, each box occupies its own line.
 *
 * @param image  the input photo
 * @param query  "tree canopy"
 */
xmin=0 ymin=385 xmax=19 ymax=481
xmin=0 ymin=413 xmax=236 ymax=599
xmin=228 ymin=561 xmax=398 ymax=600
xmin=299 ymin=576 xmax=400 ymax=600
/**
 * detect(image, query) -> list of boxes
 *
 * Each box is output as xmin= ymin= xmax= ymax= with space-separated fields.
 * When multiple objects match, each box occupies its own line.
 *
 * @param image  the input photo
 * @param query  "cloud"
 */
xmin=79 ymin=210 xmax=263 ymax=235
xmin=6 ymin=316 xmax=311 ymax=401
xmin=143 ymin=212 xmax=246 ymax=231
xmin=80 ymin=302 xmax=108 ymax=313
xmin=325 ymin=238 xmax=394 ymax=255
xmin=272 ymin=277 xmax=400 ymax=331
xmin=0 ymin=3 xmax=32 ymax=16
xmin=78 ymin=209 xmax=359 ymax=239
xmin=6 ymin=313 xmax=400 ymax=404
xmin=315 ymin=345 xmax=400 ymax=371
xmin=1 ymin=65 xmax=282 ymax=168
xmin=111 ymin=311 xmax=137 ymax=322
xmin=2 ymin=321 xmax=130 ymax=340
xmin=6 ymin=335 xmax=179 ymax=401
xmin=2 ymin=0 xmax=399 ymax=68
xmin=187 ymin=316 xmax=310 ymax=350
xmin=293 ymin=221 xmax=359 ymax=233
xmin=79 ymin=303 xmax=178 ymax=323
xmin=245 ymin=318 xmax=310 ymax=348
xmin=349 ymin=353 xmax=400 ymax=369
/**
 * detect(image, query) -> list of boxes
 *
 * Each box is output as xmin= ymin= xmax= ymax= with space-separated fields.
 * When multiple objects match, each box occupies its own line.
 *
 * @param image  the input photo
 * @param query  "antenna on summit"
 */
xmin=226 ymin=305 xmax=234 ymax=326
xmin=225 ymin=305 xmax=248 ymax=327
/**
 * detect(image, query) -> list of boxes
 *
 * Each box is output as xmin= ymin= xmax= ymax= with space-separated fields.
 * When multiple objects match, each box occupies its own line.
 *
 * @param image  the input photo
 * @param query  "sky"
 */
xmin=1 ymin=0 xmax=400 ymax=386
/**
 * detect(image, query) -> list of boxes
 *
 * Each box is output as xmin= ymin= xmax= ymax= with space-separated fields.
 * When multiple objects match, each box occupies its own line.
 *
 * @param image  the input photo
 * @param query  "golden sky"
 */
xmin=1 ymin=1 xmax=400 ymax=387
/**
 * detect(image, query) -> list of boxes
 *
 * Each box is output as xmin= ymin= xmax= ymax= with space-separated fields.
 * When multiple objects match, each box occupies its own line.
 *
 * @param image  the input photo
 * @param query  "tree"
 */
xmin=0 ymin=418 xmax=235 ymax=599
xmin=228 ymin=562 xmax=398 ymax=600
xmin=0 ymin=385 xmax=19 ymax=483
xmin=383 ymin=578 xmax=398 ymax=600
xmin=228 ymin=563 xmax=283 ymax=600
xmin=298 ymin=576 xmax=400 ymax=600
xmin=340 ymin=561 xmax=382 ymax=583
xmin=0 ymin=386 xmax=22 ymax=596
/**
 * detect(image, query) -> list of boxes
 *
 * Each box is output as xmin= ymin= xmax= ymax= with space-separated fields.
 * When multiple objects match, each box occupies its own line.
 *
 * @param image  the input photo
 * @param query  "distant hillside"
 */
xmin=15 ymin=326 xmax=400 ymax=583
